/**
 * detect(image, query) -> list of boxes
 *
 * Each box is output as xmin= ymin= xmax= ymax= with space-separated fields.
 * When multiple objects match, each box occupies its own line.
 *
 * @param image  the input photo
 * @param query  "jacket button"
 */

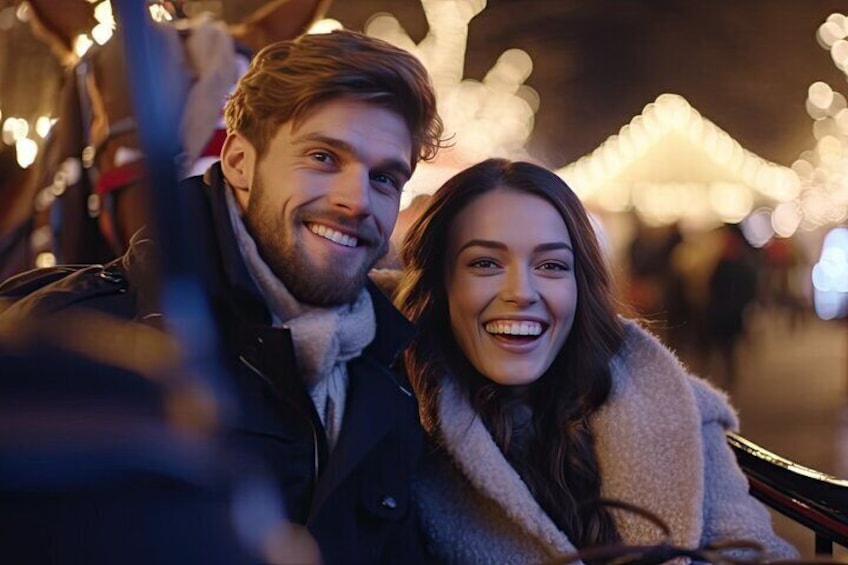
xmin=380 ymin=496 xmax=398 ymax=510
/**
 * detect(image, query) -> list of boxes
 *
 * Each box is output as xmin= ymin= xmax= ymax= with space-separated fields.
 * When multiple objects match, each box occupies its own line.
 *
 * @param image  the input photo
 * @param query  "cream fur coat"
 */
xmin=415 ymin=321 xmax=798 ymax=564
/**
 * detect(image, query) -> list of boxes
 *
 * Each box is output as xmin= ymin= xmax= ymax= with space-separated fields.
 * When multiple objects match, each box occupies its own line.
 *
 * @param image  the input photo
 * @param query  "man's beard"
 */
xmin=244 ymin=189 xmax=388 ymax=307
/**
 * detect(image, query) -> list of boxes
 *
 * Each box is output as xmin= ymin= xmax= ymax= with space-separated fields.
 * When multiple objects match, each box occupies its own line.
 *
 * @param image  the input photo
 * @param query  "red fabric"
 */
xmin=95 ymin=160 xmax=148 ymax=196
xmin=94 ymin=129 xmax=226 ymax=196
xmin=200 ymin=129 xmax=227 ymax=158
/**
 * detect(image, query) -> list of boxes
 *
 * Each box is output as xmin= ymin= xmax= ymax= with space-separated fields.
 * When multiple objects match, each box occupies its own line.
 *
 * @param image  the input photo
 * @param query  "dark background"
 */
xmin=1 ymin=0 xmax=847 ymax=170
xmin=326 ymin=0 xmax=848 ymax=170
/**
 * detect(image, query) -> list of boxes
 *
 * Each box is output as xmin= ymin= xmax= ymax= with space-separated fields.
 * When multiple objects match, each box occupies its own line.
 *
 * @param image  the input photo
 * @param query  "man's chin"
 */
xmin=284 ymin=264 xmax=374 ymax=306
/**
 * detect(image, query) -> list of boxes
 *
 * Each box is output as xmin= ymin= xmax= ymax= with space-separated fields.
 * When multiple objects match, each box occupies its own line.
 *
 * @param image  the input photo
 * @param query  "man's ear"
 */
xmin=220 ymin=133 xmax=255 ymax=209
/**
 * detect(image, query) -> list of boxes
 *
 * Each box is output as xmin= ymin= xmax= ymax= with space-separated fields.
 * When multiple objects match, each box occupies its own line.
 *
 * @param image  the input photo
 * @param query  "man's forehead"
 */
xmin=286 ymin=102 xmax=413 ymax=165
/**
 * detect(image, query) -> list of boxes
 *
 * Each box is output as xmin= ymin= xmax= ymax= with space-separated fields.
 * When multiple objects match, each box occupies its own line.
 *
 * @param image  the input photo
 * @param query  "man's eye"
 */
xmin=372 ymin=173 xmax=400 ymax=192
xmin=310 ymin=151 xmax=333 ymax=163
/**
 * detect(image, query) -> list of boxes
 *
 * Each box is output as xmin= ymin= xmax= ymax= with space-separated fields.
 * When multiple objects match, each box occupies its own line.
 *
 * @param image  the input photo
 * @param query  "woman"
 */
xmin=395 ymin=158 xmax=797 ymax=563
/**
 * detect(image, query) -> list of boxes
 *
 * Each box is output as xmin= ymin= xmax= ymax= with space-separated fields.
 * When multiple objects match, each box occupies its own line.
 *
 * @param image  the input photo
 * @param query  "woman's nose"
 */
xmin=501 ymin=267 xmax=539 ymax=306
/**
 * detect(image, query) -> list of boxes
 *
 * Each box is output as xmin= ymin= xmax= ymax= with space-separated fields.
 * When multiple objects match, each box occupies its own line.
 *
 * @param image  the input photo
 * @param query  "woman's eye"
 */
xmin=538 ymin=261 xmax=569 ymax=272
xmin=469 ymin=259 xmax=498 ymax=269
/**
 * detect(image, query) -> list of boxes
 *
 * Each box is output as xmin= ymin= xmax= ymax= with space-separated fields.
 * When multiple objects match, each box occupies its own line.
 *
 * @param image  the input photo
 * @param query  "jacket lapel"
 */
xmin=308 ymin=282 xmax=415 ymax=515
xmin=309 ymin=354 xmax=402 ymax=514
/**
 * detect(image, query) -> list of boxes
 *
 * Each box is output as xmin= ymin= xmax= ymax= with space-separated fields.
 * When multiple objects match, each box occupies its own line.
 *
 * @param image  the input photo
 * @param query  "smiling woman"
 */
xmin=394 ymin=157 xmax=799 ymax=564
xmin=444 ymin=188 xmax=576 ymax=387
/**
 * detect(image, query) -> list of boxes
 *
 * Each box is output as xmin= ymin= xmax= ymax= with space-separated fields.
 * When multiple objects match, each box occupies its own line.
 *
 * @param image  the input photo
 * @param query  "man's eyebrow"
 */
xmin=456 ymin=239 xmax=574 ymax=255
xmin=295 ymin=133 xmax=412 ymax=180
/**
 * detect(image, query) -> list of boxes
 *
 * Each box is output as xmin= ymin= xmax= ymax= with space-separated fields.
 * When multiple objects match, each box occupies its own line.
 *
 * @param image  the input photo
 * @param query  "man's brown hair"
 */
xmin=224 ymin=29 xmax=444 ymax=167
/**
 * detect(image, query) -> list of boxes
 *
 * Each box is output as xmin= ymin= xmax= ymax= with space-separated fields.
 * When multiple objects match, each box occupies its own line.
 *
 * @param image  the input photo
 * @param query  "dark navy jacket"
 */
xmin=0 ymin=163 xmax=425 ymax=564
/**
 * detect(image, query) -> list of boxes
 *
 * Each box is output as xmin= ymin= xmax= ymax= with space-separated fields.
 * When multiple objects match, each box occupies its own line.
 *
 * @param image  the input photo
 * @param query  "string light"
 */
xmin=557 ymin=93 xmax=798 ymax=228
xmin=794 ymin=13 xmax=848 ymax=231
xmin=365 ymin=0 xmax=535 ymax=208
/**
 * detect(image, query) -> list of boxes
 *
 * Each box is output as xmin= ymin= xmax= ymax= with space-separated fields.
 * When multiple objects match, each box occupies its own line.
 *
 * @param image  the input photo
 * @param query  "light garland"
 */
xmin=364 ymin=0 xmax=538 ymax=209
xmin=792 ymin=13 xmax=848 ymax=231
xmin=556 ymin=93 xmax=800 ymax=230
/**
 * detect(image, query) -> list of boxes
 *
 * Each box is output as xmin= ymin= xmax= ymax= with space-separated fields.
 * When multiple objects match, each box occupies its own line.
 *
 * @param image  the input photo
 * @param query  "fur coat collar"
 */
xmin=416 ymin=321 xmax=793 ymax=563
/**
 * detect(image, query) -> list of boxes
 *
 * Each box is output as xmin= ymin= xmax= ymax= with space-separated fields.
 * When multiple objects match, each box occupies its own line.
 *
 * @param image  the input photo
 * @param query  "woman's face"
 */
xmin=444 ymin=187 xmax=577 ymax=386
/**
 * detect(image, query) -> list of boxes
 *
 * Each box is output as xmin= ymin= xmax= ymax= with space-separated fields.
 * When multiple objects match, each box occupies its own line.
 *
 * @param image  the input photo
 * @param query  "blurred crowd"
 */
xmin=623 ymin=217 xmax=810 ymax=389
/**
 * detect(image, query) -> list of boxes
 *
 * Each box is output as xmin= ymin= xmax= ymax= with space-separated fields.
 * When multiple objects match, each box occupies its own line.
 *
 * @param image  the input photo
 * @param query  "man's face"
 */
xmin=243 ymin=99 xmax=413 ymax=306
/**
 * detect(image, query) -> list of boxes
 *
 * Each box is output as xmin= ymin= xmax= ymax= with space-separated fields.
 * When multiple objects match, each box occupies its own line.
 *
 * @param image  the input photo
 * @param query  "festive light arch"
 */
xmin=556 ymin=93 xmax=801 ymax=230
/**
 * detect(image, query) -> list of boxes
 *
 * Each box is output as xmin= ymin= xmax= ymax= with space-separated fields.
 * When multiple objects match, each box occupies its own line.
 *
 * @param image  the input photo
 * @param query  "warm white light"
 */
xmin=831 ymin=39 xmax=848 ymax=71
xmin=2 ymin=117 xmax=28 ymax=144
xmin=93 ymin=1 xmax=114 ymax=26
xmin=91 ymin=22 xmax=113 ymax=45
xmin=483 ymin=49 xmax=532 ymax=93
xmin=148 ymin=4 xmax=173 ymax=23
xmin=35 ymin=115 xmax=53 ymax=138
xmin=809 ymin=81 xmax=834 ymax=110
xmin=818 ymin=21 xmax=845 ymax=49
xmin=556 ymin=92 xmax=796 ymax=225
xmin=73 ymin=34 xmax=94 ymax=58
xmin=710 ymin=182 xmax=753 ymax=223
xmin=15 ymin=137 xmax=38 ymax=168
xmin=367 ymin=0 xmax=532 ymax=193
xmin=14 ymin=2 xmax=29 ymax=23
xmin=35 ymin=252 xmax=56 ymax=269
xmin=308 ymin=18 xmax=343 ymax=35
xmin=771 ymin=202 xmax=801 ymax=237
xmin=365 ymin=14 xmax=418 ymax=53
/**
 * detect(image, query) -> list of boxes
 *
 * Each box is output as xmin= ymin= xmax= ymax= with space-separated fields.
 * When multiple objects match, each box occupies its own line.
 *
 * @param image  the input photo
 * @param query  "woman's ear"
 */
xmin=220 ymin=133 xmax=255 ymax=210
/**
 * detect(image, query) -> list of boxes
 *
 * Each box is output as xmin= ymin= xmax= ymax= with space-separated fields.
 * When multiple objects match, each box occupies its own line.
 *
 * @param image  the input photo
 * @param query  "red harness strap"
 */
xmin=200 ymin=129 xmax=227 ymax=158
xmin=94 ymin=160 xmax=148 ymax=196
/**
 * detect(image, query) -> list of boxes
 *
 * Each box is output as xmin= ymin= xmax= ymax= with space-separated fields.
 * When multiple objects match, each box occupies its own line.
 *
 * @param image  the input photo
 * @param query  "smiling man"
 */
xmin=189 ymin=30 xmax=443 ymax=562
xmin=0 ymin=29 xmax=443 ymax=563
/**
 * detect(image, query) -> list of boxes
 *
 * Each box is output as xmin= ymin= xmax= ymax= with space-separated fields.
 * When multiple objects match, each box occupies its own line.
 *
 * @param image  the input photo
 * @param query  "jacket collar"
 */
xmin=201 ymin=163 xmax=269 ymax=323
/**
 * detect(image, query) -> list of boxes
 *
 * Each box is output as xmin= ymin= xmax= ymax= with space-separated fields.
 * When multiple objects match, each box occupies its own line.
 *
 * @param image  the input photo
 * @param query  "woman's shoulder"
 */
xmin=614 ymin=319 xmax=737 ymax=429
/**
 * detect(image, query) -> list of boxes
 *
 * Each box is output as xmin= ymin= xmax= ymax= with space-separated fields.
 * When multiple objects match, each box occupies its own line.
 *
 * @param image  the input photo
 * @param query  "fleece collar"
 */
xmin=434 ymin=322 xmax=737 ymax=553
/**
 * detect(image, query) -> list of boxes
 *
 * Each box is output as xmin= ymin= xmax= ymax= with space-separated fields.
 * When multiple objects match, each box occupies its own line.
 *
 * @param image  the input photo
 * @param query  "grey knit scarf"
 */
xmin=225 ymin=187 xmax=376 ymax=450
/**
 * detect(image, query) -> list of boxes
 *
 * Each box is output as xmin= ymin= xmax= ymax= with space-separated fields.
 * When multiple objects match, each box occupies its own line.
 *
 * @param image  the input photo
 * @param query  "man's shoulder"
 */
xmin=0 ymin=237 xmax=157 ymax=320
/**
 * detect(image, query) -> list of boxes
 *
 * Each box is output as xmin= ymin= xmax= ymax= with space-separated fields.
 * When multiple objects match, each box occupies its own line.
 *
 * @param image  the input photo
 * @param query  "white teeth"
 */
xmin=484 ymin=320 xmax=543 ymax=336
xmin=309 ymin=223 xmax=358 ymax=248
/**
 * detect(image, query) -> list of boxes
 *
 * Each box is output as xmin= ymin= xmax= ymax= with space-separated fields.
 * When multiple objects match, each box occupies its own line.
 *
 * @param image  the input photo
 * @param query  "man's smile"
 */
xmin=307 ymin=221 xmax=359 ymax=248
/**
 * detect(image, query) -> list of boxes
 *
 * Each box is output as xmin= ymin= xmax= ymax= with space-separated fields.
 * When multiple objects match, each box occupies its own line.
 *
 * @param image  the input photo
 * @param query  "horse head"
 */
xmin=18 ymin=0 xmax=332 ymax=264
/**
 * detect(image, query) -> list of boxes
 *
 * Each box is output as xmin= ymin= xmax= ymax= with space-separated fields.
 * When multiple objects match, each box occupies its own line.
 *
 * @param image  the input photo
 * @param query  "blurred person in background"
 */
xmin=0 ymin=29 xmax=444 ymax=563
xmin=702 ymin=223 xmax=760 ymax=389
xmin=395 ymin=158 xmax=796 ymax=563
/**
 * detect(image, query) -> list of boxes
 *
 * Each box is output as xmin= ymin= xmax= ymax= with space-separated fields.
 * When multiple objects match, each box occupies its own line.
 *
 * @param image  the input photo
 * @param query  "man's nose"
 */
xmin=329 ymin=166 xmax=371 ymax=215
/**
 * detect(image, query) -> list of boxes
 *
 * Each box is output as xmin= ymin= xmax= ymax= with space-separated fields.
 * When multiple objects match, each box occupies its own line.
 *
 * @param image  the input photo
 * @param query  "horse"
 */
xmin=16 ymin=0 xmax=332 ymax=267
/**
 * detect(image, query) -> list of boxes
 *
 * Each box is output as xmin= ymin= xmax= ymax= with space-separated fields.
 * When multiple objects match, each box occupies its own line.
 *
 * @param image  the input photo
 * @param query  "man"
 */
xmin=1 ymin=29 xmax=444 ymax=563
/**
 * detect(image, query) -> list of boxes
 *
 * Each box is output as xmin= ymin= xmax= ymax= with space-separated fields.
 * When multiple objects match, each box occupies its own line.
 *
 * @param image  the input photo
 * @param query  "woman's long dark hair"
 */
xmin=396 ymin=158 xmax=625 ymax=549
